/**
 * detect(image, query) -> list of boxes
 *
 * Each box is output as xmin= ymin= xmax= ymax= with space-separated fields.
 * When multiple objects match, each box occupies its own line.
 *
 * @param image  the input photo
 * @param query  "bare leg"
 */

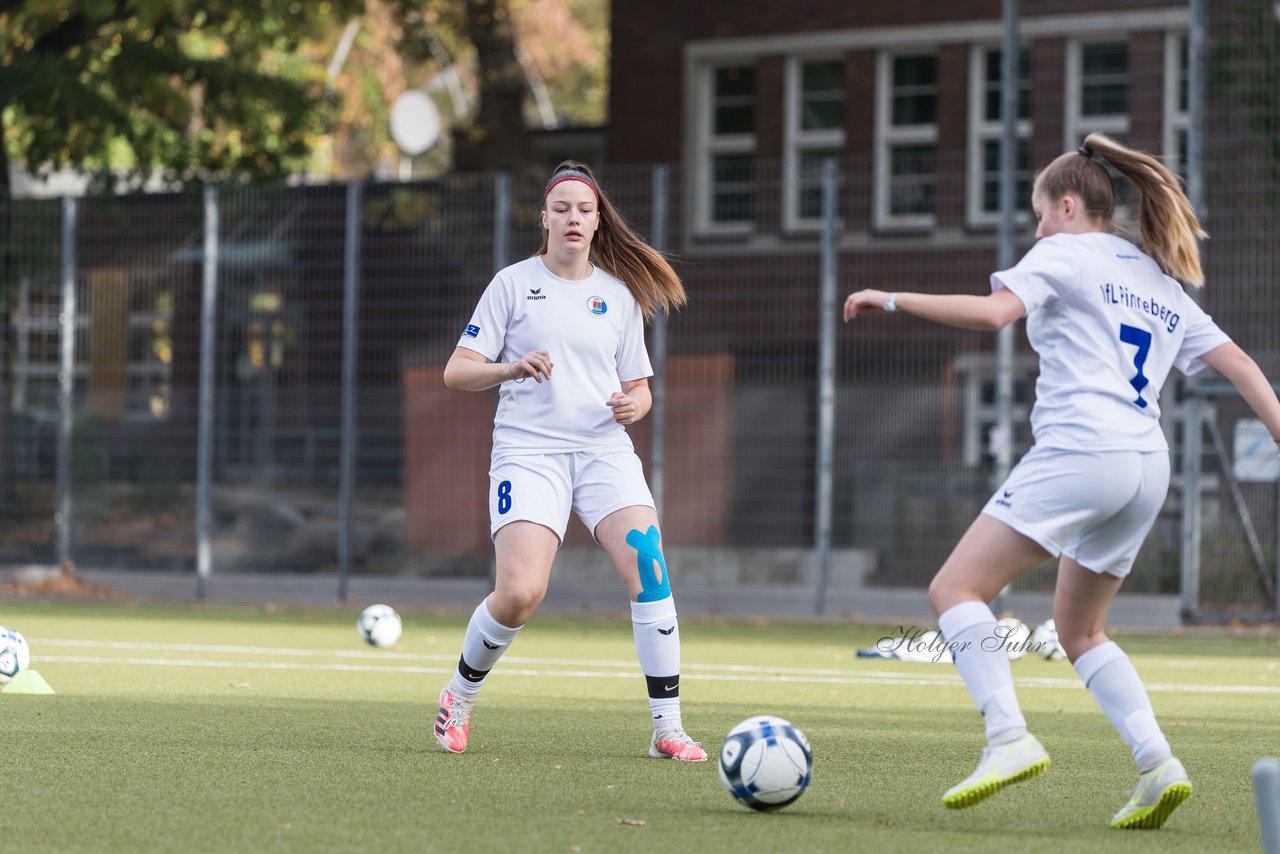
xmin=928 ymin=514 xmax=1052 ymax=614
xmin=595 ymin=505 xmax=660 ymax=598
xmin=1051 ymin=555 xmax=1123 ymax=662
xmin=487 ymin=520 xmax=559 ymax=626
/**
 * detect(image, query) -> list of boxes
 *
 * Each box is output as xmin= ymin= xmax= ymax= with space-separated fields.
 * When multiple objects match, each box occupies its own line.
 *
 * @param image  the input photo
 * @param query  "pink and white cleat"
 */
xmin=649 ymin=727 xmax=708 ymax=762
xmin=434 ymin=687 xmax=476 ymax=754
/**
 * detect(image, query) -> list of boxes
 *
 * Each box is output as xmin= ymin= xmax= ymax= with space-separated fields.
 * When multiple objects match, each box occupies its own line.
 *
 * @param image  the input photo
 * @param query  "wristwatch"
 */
xmin=884 ymin=293 xmax=899 ymax=314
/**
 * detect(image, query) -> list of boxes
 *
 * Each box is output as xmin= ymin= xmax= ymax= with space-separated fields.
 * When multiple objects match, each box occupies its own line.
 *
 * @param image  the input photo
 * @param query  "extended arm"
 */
xmin=843 ymin=288 xmax=1027 ymax=331
xmin=1200 ymin=342 xmax=1280 ymax=446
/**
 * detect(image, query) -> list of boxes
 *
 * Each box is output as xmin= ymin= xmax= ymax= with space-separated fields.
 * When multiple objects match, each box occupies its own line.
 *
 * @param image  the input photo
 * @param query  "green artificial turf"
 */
xmin=2 ymin=600 xmax=1277 ymax=853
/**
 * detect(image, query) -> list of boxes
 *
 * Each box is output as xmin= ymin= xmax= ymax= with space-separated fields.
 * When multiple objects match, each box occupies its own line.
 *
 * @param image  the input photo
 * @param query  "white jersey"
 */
xmin=991 ymin=232 xmax=1230 ymax=451
xmin=456 ymin=255 xmax=653 ymax=456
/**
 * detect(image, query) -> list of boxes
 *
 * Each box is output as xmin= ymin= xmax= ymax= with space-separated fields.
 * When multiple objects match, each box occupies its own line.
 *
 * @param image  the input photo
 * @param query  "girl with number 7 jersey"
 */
xmin=844 ymin=132 xmax=1280 ymax=830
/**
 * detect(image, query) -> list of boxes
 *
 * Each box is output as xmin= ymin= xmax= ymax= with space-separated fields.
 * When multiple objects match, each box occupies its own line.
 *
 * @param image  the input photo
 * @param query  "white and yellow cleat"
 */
xmin=1110 ymin=757 xmax=1193 ymax=829
xmin=942 ymin=733 xmax=1050 ymax=809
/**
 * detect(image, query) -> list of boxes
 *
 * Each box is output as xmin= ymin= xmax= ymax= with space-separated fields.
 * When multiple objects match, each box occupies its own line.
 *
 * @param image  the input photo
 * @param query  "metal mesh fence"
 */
xmin=2 ymin=4 xmax=1278 ymax=618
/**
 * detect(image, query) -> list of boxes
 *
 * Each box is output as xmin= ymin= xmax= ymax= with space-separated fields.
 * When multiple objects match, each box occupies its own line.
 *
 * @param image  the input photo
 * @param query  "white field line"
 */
xmin=28 ymin=638 xmax=1280 ymax=695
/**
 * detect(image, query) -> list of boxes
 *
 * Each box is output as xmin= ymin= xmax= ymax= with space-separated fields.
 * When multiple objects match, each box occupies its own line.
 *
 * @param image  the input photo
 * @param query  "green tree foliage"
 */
xmin=0 ymin=0 xmax=364 ymax=199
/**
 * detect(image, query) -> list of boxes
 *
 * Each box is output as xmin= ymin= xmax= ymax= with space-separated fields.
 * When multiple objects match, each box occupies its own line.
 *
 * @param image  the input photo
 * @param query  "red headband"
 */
xmin=543 ymin=174 xmax=598 ymax=201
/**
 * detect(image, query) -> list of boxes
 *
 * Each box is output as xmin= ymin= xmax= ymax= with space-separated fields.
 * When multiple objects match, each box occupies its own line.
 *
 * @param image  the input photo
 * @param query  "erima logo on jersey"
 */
xmin=587 ymin=296 xmax=607 ymax=315
xmin=463 ymin=323 xmax=480 ymax=338
xmin=527 ymin=288 xmax=546 ymax=301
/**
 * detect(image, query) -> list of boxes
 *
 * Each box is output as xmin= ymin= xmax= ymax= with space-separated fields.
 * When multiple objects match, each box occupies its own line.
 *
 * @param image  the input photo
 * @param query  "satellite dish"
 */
xmin=389 ymin=90 xmax=442 ymax=156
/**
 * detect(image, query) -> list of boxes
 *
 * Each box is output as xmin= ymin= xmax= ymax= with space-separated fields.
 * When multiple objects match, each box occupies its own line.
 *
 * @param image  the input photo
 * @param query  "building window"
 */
xmin=786 ymin=58 xmax=845 ymax=229
xmin=1165 ymin=32 xmax=1189 ymax=179
xmin=876 ymin=52 xmax=938 ymax=229
xmin=968 ymin=46 xmax=1032 ymax=226
xmin=1067 ymin=40 xmax=1129 ymax=147
xmin=699 ymin=63 xmax=756 ymax=232
xmin=952 ymin=352 xmax=1037 ymax=468
xmin=12 ymin=272 xmax=173 ymax=424
xmin=13 ymin=277 xmax=88 ymax=421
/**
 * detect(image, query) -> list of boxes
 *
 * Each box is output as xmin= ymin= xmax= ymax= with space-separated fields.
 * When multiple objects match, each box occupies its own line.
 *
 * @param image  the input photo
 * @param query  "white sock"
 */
xmin=938 ymin=601 xmax=1028 ymax=744
xmin=631 ymin=597 xmax=682 ymax=730
xmin=1074 ymin=641 xmax=1172 ymax=772
xmin=447 ymin=600 xmax=522 ymax=698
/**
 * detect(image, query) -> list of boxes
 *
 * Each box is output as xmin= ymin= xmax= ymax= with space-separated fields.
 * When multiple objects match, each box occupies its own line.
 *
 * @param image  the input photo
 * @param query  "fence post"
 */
xmin=195 ymin=187 xmax=219 ymax=599
xmin=493 ymin=172 xmax=511 ymax=273
xmin=649 ymin=165 xmax=669 ymax=517
xmin=1179 ymin=393 xmax=1202 ymax=619
xmin=55 ymin=197 xmax=77 ymax=569
xmin=990 ymin=0 xmax=1020 ymax=618
xmin=813 ymin=157 xmax=839 ymax=616
xmin=338 ymin=181 xmax=362 ymax=602
xmin=1179 ymin=0 xmax=1208 ymax=622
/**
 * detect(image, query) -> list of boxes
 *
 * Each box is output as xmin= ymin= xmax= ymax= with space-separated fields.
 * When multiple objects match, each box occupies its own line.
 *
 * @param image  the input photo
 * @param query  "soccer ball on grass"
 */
xmin=718 ymin=715 xmax=813 ymax=811
xmin=1030 ymin=618 xmax=1068 ymax=661
xmin=357 ymin=605 xmax=402 ymax=648
xmin=0 ymin=626 xmax=31 ymax=683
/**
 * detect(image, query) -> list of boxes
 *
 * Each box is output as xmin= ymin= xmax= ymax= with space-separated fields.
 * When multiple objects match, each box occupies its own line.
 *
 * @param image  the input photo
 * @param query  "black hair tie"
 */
xmin=1077 ymin=145 xmax=1093 ymax=158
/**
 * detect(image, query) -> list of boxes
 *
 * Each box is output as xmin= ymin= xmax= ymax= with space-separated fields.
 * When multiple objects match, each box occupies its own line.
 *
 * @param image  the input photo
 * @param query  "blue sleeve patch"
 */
xmin=463 ymin=324 xmax=480 ymax=338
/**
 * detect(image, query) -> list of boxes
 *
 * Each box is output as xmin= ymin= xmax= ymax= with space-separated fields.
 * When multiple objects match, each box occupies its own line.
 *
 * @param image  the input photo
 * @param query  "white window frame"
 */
xmin=13 ymin=273 xmax=174 ymax=424
xmin=12 ymin=277 xmax=89 ymax=422
xmin=1163 ymin=31 xmax=1189 ymax=179
xmin=695 ymin=61 xmax=757 ymax=235
xmin=875 ymin=50 xmax=938 ymax=231
xmin=953 ymin=351 xmax=1038 ymax=468
xmin=1065 ymin=38 xmax=1130 ymax=149
xmin=966 ymin=45 xmax=1032 ymax=228
xmin=784 ymin=56 xmax=846 ymax=232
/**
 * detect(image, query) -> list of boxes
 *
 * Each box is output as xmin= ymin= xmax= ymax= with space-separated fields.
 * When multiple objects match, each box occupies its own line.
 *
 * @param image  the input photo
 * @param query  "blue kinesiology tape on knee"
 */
xmin=628 ymin=525 xmax=671 ymax=602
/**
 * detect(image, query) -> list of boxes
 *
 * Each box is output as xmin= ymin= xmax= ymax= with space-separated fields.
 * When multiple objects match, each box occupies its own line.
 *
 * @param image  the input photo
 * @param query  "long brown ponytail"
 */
xmin=538 ymin=160 xmax=687 ymax=319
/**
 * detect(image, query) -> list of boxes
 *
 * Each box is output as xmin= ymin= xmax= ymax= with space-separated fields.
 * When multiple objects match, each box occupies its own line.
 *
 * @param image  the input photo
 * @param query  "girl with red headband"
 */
xmin=435 ymin=161 xmax=702 ymax=761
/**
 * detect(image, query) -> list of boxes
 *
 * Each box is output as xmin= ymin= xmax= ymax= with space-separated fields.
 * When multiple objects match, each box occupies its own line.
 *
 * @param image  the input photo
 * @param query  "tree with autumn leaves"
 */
xmin=0 ymin=0 xmax=605 ymax=196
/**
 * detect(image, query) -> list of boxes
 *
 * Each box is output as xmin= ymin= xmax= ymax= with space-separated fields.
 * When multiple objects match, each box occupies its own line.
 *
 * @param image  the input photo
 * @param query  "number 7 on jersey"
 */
xmin=1119 ymin=323 xmax=1152 ymax=409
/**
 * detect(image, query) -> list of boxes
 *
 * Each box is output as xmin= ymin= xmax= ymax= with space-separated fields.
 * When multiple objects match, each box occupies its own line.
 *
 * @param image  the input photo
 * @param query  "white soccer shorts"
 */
xmin=981 ymin=445 xmax=1170 ymax=578
xmin=488 ymin=449 xmax=655 ymax=543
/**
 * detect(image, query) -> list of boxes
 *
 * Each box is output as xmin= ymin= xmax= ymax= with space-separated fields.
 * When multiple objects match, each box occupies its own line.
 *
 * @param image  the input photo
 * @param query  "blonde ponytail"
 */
xmin=1083 ymin=133 xmax=1208 ymax=286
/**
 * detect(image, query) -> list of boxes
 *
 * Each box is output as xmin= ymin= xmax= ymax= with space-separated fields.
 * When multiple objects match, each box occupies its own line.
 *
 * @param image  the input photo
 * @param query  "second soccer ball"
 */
xmin=357 ymin=604 xmax=403 ymax=648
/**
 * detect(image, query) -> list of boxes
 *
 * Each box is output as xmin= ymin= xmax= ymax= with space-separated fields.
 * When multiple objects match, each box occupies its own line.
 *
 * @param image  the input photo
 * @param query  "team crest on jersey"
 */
xmin=587 ymin=296 xmax=607 ymax=315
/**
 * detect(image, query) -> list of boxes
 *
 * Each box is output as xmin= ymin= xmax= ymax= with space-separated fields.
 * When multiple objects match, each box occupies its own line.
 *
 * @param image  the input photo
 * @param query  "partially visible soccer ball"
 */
xmin=718 ymin=715 xmax=813 ymax=811
xmin=0 ymin=626 xmax=31 ymax=683
xmin=357 ymin=605 xmax=402 ymax=648
xmin=1030 ymin=619 xmax=1068 ymax=661
xmin=995 ymin=617 xmax=1031 ymax=661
